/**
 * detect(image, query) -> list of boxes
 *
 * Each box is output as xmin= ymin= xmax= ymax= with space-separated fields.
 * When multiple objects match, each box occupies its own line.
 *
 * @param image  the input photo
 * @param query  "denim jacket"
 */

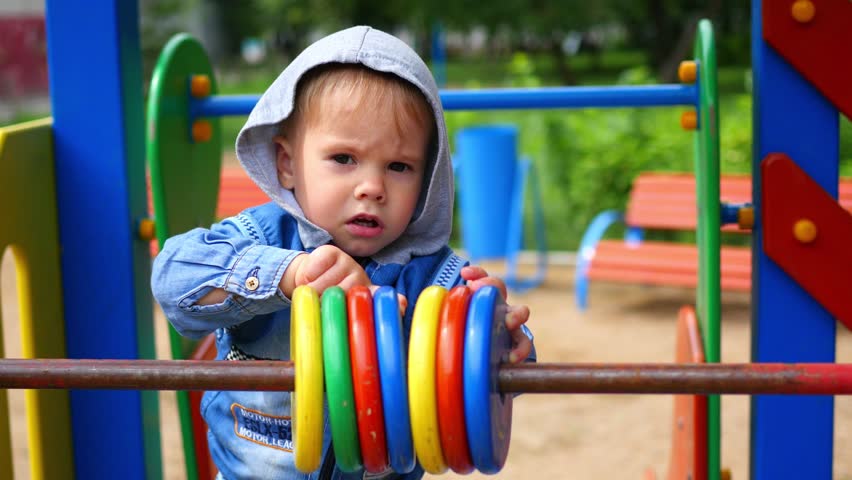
xmin=153 ymin=203 xmax=537 ymax=479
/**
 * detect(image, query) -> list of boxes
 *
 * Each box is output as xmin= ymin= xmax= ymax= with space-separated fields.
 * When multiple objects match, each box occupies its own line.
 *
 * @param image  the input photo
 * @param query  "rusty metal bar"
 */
xmin=502 ymin=363 xmax=852 ymax=395
xmin=1 ymin=360 xmax=852 ymax=395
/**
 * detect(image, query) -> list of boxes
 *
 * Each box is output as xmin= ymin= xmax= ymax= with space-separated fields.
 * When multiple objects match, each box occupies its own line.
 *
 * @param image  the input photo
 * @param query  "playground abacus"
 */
xmin=2 ymin=285 xmax=852 ymax=477
xmin=2 ymin=1 xmax=852 ymax=479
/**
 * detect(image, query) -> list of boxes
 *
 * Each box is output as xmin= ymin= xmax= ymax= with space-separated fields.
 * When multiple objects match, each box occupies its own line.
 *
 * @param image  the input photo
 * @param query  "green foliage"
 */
xmin=446 ymin=100 xmax=749 ymax=251
xmin=444 ymin=63 xmax=754 ymax=251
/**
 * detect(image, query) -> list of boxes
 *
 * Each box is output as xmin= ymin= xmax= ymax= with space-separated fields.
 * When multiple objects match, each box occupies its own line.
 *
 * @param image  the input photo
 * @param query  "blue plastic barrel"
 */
xmin=456 ymin=125 xmax=518 ymax=260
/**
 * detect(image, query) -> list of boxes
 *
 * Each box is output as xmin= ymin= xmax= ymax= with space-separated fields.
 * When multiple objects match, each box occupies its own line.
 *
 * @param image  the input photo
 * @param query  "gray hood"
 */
xmin=236 ymin=26 xmax=453 ymax=265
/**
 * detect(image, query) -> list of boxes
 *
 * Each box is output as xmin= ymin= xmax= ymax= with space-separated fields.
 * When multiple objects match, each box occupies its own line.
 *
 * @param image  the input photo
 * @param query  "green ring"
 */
xmin=321 ymin=287 xmax=362 ymax=472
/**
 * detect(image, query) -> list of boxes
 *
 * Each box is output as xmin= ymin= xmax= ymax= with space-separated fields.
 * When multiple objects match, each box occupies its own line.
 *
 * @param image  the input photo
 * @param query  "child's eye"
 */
xmin=389 ymin=162 xmax=411 ymax=172
xmin=332 ymin=154 xmax=354 ymax=165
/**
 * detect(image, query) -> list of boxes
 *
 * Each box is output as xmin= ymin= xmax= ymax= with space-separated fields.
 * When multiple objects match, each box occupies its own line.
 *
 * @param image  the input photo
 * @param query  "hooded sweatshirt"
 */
xmin=152 ymin=26 xmax=473 ymax=479
xmin=236 ymin=25 xmax=454 ymax=266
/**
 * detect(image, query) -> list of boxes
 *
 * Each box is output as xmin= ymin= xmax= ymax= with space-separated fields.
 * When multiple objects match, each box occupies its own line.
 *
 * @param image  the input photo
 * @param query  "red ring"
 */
xmin=436 ymin=285 xmax=474 ymax=474
xmin=347 ymin=286 xmax=389 ymax=473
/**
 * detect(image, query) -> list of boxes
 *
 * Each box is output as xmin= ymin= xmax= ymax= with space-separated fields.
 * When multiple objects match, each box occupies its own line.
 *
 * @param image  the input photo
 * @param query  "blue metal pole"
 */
xmin=45 ymin=0 xmax=160 ymax=478
xmin=191 ymin=84 xmax=698 ymax=118
xmin=750 ymin=1 xmax=837 ymax=479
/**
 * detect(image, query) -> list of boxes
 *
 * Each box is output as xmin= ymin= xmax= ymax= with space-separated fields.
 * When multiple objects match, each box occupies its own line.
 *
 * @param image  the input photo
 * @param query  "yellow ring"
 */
xmin=291 ymin=286 xmax=324 ymax=472
xmin=408 ymin=286 xmax=448 ymax=474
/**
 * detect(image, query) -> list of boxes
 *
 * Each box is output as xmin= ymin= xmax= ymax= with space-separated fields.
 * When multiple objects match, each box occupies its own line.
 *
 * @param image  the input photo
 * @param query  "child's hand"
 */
xmin=282 ymin=245 xmax=370 ymax=297
xmin=461 ymin=265 xmax=532 ymax=364
xmin=282 ymin=246 xmax=409 ymax=314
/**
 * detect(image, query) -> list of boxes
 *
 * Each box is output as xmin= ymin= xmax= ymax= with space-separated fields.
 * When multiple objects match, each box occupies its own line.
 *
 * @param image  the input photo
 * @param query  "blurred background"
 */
xmin=1 ymin=0 xmax=850 ymax=251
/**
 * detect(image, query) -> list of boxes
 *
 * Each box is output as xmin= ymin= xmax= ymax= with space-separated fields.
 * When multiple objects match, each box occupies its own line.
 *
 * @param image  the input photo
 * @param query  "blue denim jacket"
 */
xmin=153 ymin=203 xmax=538 ymax=479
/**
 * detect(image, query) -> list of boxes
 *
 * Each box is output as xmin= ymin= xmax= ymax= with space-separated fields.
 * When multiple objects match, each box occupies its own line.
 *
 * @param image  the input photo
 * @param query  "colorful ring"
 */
xmin=320 ymin=286 xmax=362 ymax=472
xmin=373 ymin=286 xmax=416 ymax=474
xmin=408 ymin=286 xmax=448 ymax=474
xmin=347 ymin=286 xmax=389 ymax=473
xmin=290 ymin=286 xmax=324 ymax=472
xmin=463 ymin=286 xmax=513 ymax=474
xmin=436 ymin=286 xmax=474 ymax=474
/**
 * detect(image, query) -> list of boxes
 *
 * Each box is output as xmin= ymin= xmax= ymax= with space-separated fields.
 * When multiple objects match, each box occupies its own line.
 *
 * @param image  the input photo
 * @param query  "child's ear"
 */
xmin=274 ymin=135 xmax=296 ymax=189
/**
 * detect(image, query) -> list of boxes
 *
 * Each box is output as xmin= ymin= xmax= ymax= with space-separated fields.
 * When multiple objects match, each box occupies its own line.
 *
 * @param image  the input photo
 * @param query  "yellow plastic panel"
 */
xmin=0 ymin=118 xmax=74 ymax=479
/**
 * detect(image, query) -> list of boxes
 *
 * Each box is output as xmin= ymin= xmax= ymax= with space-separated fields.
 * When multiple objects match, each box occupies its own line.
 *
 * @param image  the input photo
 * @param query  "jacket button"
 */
xmin=245 ymin=276 xmax=260 ymax=291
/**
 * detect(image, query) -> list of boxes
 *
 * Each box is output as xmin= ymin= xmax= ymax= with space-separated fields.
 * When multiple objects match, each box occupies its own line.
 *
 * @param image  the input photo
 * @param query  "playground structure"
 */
xmin=0 ymin=1 xmax=850 ymax=480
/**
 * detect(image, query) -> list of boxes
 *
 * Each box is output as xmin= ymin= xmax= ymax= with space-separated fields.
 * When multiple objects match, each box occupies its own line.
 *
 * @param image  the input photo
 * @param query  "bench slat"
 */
xmin=625 ymin=172 xmax=852 ymax=232
xmin=217 ymin=168 xmax=267 ymax=218
xmin=587 ymin=240 xmax=751 ymax=291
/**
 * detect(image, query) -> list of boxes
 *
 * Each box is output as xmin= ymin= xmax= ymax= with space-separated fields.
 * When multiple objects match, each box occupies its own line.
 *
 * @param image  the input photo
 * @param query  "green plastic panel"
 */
xmin=146 ymin=33 xmax=223 ymax=480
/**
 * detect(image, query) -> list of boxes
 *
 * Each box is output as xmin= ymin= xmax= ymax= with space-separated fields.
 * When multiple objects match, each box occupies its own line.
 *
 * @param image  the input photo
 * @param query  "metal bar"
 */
xmin=190 ymin=84 xmax=698 ymax=118
xmin=503 ymin=363 xmax=852 ymax=395
xmin=440 ymin=85 xmax=697 ymax=110
xmin=1 ymin=360 xmax=852 ymax=395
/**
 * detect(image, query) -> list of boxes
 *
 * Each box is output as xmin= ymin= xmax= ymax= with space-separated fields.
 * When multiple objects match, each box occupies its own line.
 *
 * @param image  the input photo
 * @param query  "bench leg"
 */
xmin=504 ymin=157 xmax=548 ymax=293
xmin=574 ymin=210 xmax=625 ymax=310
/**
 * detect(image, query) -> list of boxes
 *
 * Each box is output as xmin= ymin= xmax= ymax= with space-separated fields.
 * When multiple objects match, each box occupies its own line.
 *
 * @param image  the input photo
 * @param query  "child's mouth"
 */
xmin=352 ymin=217 xmax=378 ymax=227
xmin=346 ymin=214 xmax=384 ymax=237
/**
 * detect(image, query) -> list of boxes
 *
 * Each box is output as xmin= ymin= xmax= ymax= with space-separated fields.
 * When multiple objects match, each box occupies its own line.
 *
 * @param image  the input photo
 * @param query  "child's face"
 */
xmin=275 ymin=89 xmax=429 ymax=258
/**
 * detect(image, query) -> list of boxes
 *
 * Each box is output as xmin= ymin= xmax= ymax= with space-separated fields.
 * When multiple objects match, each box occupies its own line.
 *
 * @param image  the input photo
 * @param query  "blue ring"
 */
xmin=463 ymin=286 xmax=513 ymax=474
xmin=373 ymin=286 xmax=416 ymax=474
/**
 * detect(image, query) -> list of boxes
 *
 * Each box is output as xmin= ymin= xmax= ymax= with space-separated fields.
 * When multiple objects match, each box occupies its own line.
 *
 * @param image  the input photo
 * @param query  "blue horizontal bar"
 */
xmin=190 ymin=94 xmax=258 ymax=118
xmin=190 ymin=84 xmax=698 ymax=119
xmin=440 ymin=85 xmax=697 ymax=110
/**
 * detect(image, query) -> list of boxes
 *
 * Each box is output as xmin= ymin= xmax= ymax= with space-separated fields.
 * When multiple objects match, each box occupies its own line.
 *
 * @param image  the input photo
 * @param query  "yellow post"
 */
xmin=0 ymin=118 xmax=75 ymax=478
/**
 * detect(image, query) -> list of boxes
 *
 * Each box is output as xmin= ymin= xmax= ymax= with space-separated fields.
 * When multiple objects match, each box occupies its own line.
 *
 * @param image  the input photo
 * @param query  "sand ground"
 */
xmin=3 ymin=253 xmax=852 ymax=479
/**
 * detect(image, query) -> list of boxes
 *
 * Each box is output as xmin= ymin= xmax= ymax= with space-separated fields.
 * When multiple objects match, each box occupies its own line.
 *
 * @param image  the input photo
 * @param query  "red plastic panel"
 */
xmin=762 ymin=153 xmax=852 ymax=329
xmin=664 ymin=306 xmax=708 ymax=480
xmin=190 ymin=334 xmax=219 ymax=479
xmin=647 ymin=306 xmax=708 ymax=480
xmin=763 ymin=0 xmax=852 ymax=119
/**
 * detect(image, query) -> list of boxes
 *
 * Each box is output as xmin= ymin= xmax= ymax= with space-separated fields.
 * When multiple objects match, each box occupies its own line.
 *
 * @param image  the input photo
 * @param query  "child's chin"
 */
xmin=341 ymin=242 xmax=383 ymax=259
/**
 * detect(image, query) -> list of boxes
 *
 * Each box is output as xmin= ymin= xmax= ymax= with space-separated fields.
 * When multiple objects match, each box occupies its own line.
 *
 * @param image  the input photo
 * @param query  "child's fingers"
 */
xmin=295 ymin=246 xmax=337 ymax=285
xmin=304 ymin=262 xmax=367 ymax=294
xmin=507 ymin=327 xmax=532 ymax=364
xmin=397 ymin=293 xmax=408 ymax=314
xmin=504 ymin=304 xmax=530 ymax=331
xmin=366 ymin=286 xmax=408 ymax=316
xmin=461 ymin=265 xmax=488 ymax=281
xmin=323 ymin=266 xmax=369 ymax=292
xmin=466 ymin=275 xmax=508 ymax=300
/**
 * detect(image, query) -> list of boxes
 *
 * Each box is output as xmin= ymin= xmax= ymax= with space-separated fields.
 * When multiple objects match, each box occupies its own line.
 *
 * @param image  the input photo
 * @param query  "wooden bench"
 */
xmin=574 ymin=172 xmax=852 ymax=310
xmin=146 ymin=167 xmax=268 ymax=226
xmin=215 ymin=167 xmax=267 ymax=218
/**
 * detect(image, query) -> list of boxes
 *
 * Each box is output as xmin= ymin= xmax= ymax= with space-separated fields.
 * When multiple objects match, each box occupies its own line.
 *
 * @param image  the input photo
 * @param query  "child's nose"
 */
xmin=354 ymin=174 xmax=385 ymax=202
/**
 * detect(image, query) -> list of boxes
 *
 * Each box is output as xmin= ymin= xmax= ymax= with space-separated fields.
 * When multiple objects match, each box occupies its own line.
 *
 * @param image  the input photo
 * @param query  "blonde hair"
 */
xmin=281 ymin=63 xmax=434 ymax=140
